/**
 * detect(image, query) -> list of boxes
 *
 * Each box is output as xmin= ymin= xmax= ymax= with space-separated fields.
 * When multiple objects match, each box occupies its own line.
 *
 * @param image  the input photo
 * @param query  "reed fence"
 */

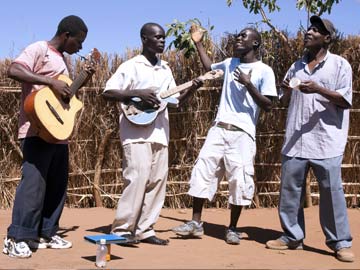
xmin=1 ymin=32 xmax=359 ymax=209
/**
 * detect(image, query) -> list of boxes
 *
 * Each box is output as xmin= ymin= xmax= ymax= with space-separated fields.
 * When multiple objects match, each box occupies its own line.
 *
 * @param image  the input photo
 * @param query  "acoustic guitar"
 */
xmin=24 ymin=48 xmax=100 ymax=143
xmin=121 ymin=69 xmax=224 ymax=126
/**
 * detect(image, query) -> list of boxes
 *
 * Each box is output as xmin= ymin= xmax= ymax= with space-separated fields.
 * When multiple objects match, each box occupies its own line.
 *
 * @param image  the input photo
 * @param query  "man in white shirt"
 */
xmin=102 ymin=22 xmax=202 ymax=245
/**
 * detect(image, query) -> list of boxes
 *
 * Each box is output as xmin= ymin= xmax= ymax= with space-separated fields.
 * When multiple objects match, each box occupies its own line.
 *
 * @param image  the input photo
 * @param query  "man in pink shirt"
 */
xmin=3 ymin=15 xmax=89 ymax=258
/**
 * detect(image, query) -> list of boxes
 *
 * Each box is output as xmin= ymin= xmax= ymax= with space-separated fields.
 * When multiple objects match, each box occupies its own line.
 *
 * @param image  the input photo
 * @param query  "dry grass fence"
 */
xmin=1 ymin=32 xmax=360 ymax=209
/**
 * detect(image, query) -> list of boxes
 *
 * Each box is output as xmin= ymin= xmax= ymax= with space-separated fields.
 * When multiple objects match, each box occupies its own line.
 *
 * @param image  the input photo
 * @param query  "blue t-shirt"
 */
xmin=211 ymin=58 xmax=277 ymax=140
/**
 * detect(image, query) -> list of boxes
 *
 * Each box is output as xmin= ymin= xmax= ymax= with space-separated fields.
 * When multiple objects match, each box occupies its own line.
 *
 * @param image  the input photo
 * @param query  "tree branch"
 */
xmin=258 ymin=4 xmax=290 ymax=48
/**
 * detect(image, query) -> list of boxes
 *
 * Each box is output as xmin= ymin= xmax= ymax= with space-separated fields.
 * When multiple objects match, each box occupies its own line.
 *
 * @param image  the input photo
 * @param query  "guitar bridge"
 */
xmin=46 ymin=100 xmax=64 ymax=124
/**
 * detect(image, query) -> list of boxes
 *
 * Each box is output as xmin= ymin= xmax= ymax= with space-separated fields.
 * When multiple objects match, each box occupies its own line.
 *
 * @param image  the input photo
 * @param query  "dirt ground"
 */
xmin=0 ymin=206 xmax=359 ymax=269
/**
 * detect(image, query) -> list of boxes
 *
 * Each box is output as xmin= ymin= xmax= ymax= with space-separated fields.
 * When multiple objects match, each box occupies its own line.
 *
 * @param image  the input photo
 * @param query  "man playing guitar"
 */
xmin=102 ymin=22 xmax=202 ymax=245
xmin=4 ymin=15 xmax=90 ymax=258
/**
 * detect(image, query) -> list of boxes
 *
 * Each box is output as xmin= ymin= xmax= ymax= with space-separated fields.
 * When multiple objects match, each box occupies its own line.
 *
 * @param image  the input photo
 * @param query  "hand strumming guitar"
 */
xmin=135 ymin=87 xmax=161 ymax=109
xmin=50 ymin=64 xmax=95 ymax=102
xmin=47 ymin=77 xmax=72 ymax=101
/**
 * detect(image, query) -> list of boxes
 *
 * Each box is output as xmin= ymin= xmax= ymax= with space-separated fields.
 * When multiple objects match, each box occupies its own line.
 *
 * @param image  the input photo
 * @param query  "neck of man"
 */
xmin=142 ymin=50 xmax=158 ymax=66
xmin=236 ymin=50 xmax=258 ymax=63
xmin=306 ymin=46 xmax=328 ymax=63
xmin=48 ymin=36 xmax=65 ymax=54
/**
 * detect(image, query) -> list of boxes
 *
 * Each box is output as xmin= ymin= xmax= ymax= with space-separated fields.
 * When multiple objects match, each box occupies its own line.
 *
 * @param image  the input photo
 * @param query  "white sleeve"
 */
xmin=103 ymin=62 xmax=133 ymax=92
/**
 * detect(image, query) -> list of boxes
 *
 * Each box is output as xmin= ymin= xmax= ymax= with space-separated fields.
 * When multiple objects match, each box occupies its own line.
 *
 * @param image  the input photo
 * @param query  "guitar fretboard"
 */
xmin=160 ymin=81 xmax=193 ymax=99
xmin=159 ymin=70 xmax=224 ymax=99
xmin=70 ymin=71 xmax=89 ymax=95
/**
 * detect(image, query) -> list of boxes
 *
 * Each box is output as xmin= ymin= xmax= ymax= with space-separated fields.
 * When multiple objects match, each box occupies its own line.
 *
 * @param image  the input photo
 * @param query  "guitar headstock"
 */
xmin=78 ymin=48 xmax=101 ymax=66
xmin=77 ymin=48 xmax=101 ymax=76
xmin=88 ymin=48 xmax=101 ymax=65
xmin=199 ymin=69 xmax=224 ymax=81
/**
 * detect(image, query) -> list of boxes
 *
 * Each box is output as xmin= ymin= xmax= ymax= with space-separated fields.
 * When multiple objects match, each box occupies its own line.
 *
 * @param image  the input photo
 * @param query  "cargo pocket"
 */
xmin=243 ymin=164 xmax=255 ymax=200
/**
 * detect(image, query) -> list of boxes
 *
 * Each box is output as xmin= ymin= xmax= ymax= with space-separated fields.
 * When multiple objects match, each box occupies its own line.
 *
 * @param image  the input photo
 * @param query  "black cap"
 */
xmin=310 ymin=15 xmax=336 ymax=39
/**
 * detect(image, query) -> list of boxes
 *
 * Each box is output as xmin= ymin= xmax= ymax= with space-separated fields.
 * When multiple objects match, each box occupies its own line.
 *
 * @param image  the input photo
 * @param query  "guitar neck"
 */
xmin=70 ymin=70 xmax=89 ymax=95
xmin=160 ymin=81 xmax=193 ymax=99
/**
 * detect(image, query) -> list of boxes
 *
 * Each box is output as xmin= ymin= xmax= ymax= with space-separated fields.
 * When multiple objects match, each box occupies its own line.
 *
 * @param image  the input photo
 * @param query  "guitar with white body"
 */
xmin=121 ymin=69 xmax=224 ymax=126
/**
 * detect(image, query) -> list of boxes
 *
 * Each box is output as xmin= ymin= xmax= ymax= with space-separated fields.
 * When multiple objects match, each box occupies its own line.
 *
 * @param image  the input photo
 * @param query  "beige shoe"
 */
xmin=266 ymin=238 xmax=303 ymax=250
xmin=336 ymin=248 xmax=355 ymax=263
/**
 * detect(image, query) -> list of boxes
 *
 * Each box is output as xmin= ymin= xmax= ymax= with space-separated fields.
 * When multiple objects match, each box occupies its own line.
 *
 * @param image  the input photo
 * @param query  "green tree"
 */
xmin=165 ymin=18 xmax=210 ymax=58
xmin=226 ymin=0 xmax=341 ymax=15
xmin=226 ymin=0 xmax=341 ymax=44
xmin=166 ymin=19 xmax=220 ymax=58
xmin=166 ymin=0 xmax=342 ymax=57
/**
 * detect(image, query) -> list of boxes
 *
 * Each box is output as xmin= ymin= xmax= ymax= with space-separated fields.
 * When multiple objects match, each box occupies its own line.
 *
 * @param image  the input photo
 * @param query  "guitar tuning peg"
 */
xmin=76 ymin=53 xmax=87 ymax=61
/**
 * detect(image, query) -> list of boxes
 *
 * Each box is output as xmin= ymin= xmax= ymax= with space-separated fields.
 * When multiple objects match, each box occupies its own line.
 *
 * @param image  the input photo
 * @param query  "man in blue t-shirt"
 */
xmin=172 ymin=25 xmax=277 ymax=245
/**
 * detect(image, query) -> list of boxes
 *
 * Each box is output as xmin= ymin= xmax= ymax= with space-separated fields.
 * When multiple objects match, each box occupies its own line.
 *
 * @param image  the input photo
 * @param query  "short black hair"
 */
xmin=243 ymin=27 xmax=262 ymax=49
xmin=56 ymin=15 xmax=88 ymax=36
xmin=140 ymin=22 xmax=163 ymax=37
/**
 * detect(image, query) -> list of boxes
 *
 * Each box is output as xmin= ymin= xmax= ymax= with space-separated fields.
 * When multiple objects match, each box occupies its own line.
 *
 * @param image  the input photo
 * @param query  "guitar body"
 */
xmin=24 ymin=74 xmax=83 ymax=143
xmin=121 ymin=70 xmax=224 ymax=126
xmin=121 ymin=97 xmax=178 ymax=126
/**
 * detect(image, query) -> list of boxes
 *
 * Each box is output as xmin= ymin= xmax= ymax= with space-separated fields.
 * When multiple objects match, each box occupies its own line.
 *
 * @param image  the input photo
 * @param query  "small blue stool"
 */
xmin=84 ymin=234 xmax=129 ymax=261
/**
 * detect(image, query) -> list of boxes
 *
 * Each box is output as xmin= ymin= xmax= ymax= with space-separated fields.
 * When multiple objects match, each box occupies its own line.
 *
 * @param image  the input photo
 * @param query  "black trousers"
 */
xmin=7 ymin=137 xmax=69 ymax=241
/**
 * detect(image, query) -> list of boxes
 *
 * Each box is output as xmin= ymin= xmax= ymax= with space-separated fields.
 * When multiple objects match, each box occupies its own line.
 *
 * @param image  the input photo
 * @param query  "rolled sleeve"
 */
xmin=335 ymin=61 xmax=352 ymax=106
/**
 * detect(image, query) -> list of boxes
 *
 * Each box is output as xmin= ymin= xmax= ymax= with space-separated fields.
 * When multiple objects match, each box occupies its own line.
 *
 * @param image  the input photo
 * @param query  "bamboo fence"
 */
xmin=0 ymin=32 xmax=359 ymax=209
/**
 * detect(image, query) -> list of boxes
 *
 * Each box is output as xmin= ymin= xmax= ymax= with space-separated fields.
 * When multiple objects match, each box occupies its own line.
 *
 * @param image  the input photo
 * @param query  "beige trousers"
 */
xmin=111 ymin=142 xmax=168 ymax=240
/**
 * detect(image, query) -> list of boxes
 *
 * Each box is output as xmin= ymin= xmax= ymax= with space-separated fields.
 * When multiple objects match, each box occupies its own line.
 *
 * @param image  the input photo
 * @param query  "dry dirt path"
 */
xmin=0 ymin=206 xmax=359 ymax=269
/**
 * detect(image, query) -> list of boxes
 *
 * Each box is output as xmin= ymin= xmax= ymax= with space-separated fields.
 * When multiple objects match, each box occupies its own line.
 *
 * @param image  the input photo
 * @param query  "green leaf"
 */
xmin=165 ymin=18 xmax=214 ymax=58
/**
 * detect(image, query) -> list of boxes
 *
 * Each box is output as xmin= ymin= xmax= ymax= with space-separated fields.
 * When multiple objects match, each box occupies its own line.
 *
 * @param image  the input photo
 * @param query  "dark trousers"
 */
xmin=7 ymin=137 xmax=69 ymax=242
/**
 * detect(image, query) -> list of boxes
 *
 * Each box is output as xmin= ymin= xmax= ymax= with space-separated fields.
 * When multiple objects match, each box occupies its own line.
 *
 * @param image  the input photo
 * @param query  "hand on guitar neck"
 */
xmin=160 ymin=69 xmax=224 ymax=98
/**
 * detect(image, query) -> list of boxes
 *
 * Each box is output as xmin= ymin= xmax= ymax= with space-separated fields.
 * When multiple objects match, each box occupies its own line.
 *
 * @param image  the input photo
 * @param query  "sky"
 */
xmin=1 ymin=0 xmax=359 ymax=59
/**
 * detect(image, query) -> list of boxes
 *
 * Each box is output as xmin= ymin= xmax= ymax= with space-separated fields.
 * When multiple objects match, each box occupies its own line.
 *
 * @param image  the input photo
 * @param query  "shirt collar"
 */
xmin=46 ymin=41 xmax=64 ymax=58
xmin=301 ymin=50 xmax=330 ymax=65
xmin=135 ymin=54 xmax=168 ymax=68
xmin=302 ymin=50 xmax=330 ymax=74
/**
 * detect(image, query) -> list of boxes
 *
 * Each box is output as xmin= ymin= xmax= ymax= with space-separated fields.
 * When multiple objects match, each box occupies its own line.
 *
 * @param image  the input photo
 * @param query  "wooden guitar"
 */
xmin=121 ymin=69 xmax=224 ymax=126
xmin=24 ymin=48 xmax=100 ymax=143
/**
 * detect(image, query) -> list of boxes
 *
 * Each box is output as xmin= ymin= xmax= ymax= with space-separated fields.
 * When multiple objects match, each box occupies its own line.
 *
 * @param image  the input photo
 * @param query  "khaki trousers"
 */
xmin=112 ymin=142 xmax=168 ymax=240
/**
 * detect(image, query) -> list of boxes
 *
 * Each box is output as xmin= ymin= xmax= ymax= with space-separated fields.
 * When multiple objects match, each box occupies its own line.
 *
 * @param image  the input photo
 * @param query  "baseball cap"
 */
xmin=310 ymin=15 xmax=336 ymax=39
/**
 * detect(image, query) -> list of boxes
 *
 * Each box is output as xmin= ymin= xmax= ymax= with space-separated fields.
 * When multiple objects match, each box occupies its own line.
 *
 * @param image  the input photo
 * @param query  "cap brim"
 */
xmin=310 ymin=15 xmax=323 ymax=25
xmin=310 ymin=15 xmax=330 ymax=35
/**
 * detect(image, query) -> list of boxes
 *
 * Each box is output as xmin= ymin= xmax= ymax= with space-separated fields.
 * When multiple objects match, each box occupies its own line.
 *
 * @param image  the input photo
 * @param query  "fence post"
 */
xmin=93 ymin=129 xmax=113 ymax=207
xmin=304 ymin=176 xmax=312 ymax=208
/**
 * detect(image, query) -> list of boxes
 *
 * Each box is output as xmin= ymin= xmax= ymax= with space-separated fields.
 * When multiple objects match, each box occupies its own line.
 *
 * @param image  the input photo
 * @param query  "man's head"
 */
xmin=304 ymin=16 xmax=336 ymax=49
xmin=233 ymin=28 xmax=261 ymax=58
xmin=140 ymin=23 xmax=166 ymax=55
xmin=56 ymin=15 xmax=88 ymax=55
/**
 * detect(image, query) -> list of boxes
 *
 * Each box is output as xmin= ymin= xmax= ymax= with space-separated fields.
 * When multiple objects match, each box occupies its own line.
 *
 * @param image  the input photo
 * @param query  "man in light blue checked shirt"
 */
xmin=266 ymin=15 xmax=354 ymax=263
